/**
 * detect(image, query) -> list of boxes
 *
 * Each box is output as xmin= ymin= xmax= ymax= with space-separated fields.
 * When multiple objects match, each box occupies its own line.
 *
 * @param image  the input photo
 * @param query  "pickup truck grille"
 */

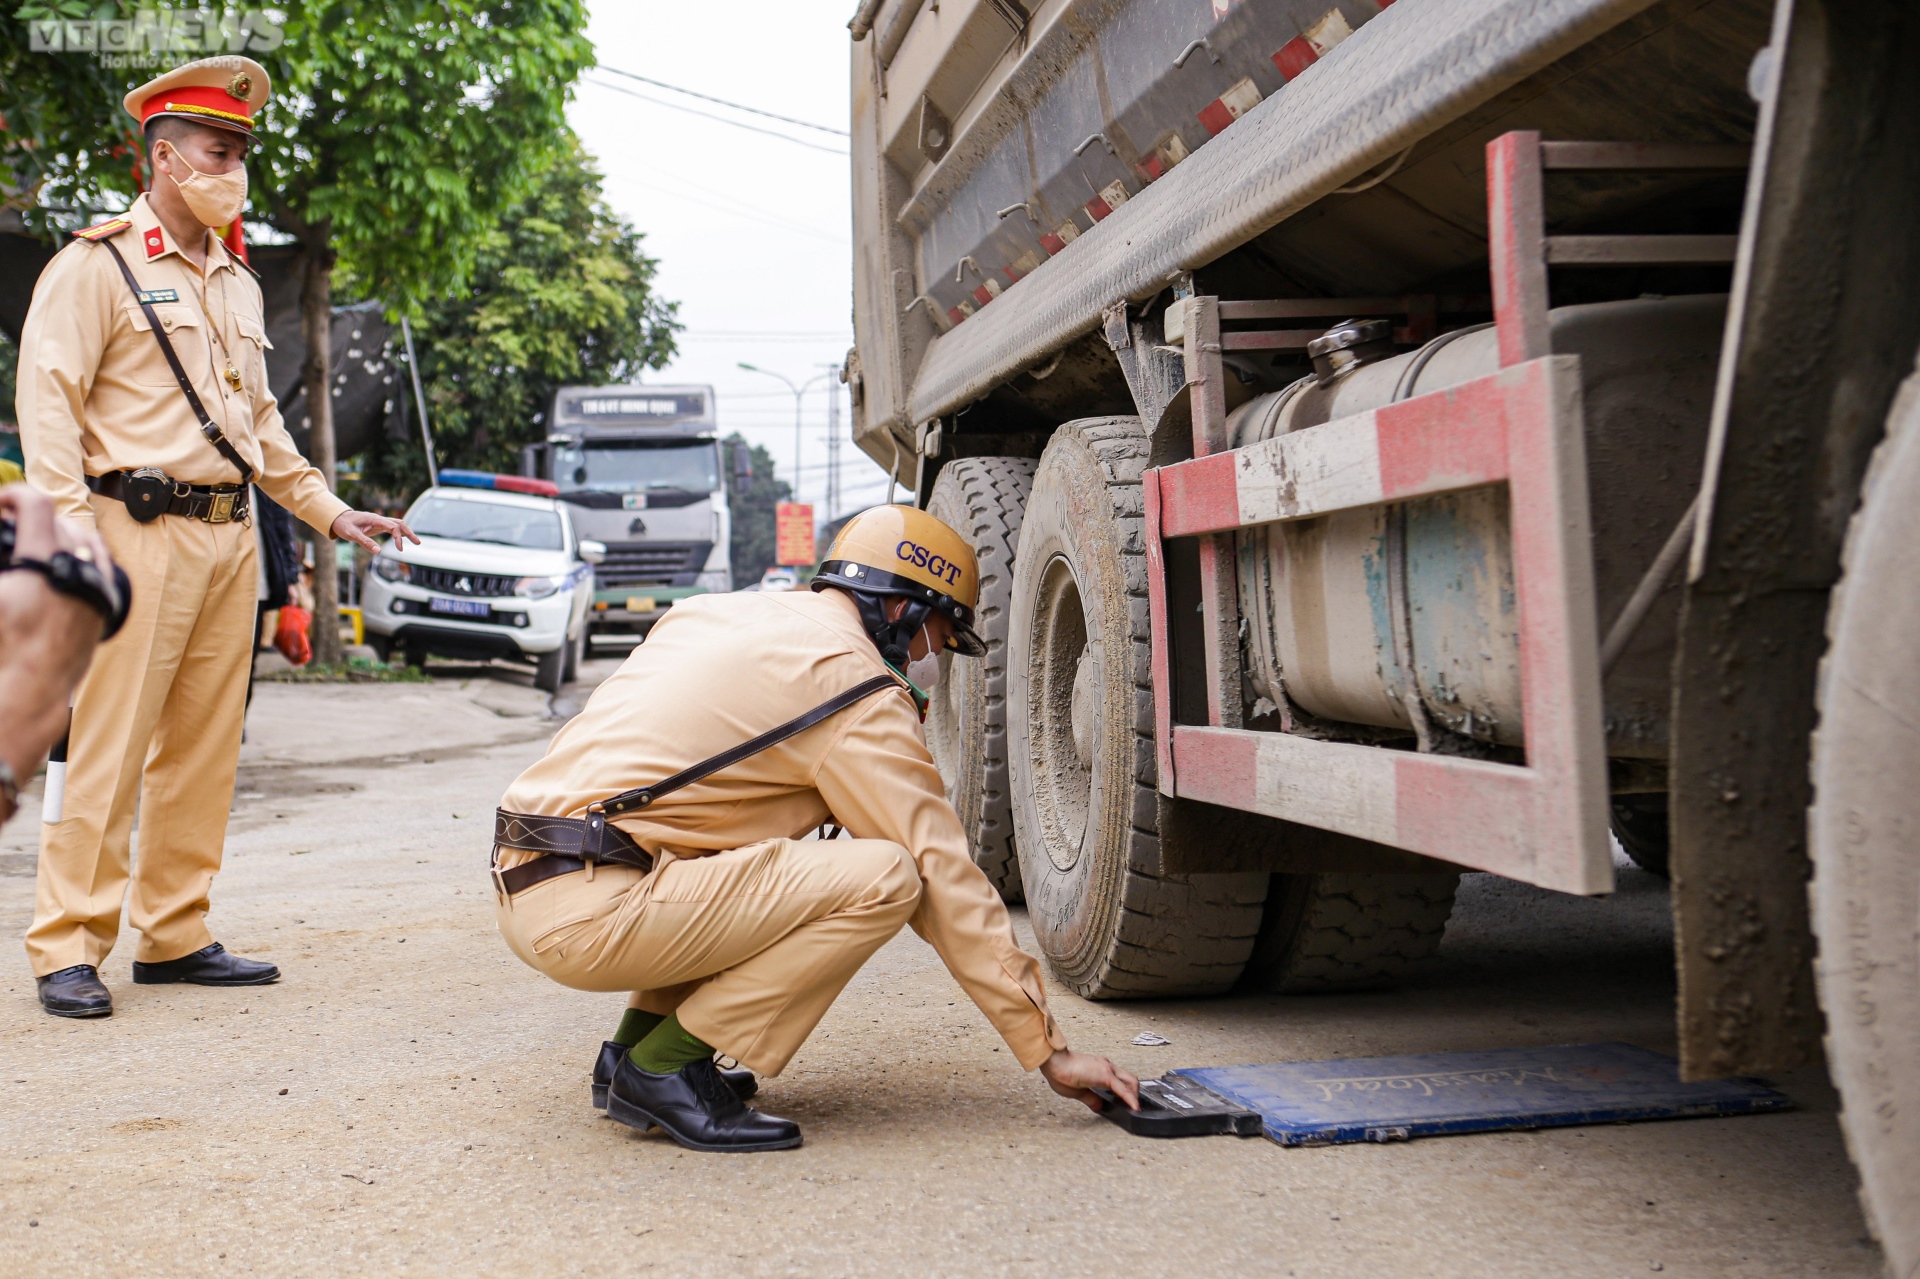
xmin=594 ymin=540 xmax=713 ymax=588
xmin=410 ymin=566 xmax=518 ymax=598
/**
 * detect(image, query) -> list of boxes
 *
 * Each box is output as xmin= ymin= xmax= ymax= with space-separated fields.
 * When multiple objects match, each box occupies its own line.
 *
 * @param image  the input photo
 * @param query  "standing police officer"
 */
xmin=16 ymin=55 xmax=416 ymax=1018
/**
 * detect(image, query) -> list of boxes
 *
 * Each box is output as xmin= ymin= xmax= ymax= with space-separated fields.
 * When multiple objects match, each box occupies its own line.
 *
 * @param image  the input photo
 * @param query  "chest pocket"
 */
xmin=234 ymin=313 xmax=273 ymax=395
xmin=120 ymin=302 xmax=206 ymax=388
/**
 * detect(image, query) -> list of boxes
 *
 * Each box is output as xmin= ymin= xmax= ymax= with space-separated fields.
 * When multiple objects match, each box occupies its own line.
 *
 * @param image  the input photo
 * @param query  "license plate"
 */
xmin=624 ymin=596 xmax=656 ymax=613
xmin=429 ymin=597 xmax=491 ymax=618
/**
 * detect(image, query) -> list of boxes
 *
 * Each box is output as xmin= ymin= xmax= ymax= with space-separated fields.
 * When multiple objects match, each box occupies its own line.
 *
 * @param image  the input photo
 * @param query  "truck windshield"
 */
xmin=554 ymin=440 xmax=720 ymax=495
xmin=408 ymin=497 xmax=564 ymax=550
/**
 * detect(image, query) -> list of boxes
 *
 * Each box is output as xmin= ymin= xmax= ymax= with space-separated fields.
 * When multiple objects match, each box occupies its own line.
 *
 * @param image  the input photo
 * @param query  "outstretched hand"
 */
xmin=1040 ymin=1047 xmax=1140 ymax=1112
xmin=331 ymin=510 xmax=419 ymax=554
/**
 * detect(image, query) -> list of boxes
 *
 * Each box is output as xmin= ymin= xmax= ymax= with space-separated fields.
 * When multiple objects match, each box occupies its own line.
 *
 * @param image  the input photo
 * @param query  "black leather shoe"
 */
xmin=593 ymin=1040 xmax=756 ymax=1110
xmin=37 ymin=965 xmax=112 ymax=1018
xmin=606 ymin=1055 xmax=801 ymax=1152
xmin=131 ymin=942 xmax=279 ymax=986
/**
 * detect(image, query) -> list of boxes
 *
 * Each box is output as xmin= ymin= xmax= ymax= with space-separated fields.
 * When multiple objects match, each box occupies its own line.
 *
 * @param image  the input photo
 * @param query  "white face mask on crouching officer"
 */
xmin=159 ymin=140 xmax=248 ymax=228
xmin=809 ymin=504 xmax=986 ymax=709
xmin=906 ymin=649 xmax=943 ymax=690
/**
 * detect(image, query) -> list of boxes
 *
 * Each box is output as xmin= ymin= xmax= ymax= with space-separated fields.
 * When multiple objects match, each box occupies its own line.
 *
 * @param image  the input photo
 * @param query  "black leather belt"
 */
xmin=88 ymin=470 xmax=249 ymax=524
xmin=492 ymin=809 xmax=654 ymax=897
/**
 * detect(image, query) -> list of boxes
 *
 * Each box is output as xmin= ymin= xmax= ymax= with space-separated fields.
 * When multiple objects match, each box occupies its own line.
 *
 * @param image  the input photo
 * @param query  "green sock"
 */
xmin=613 ymin=1008 xmax=665 ymax=1047
xmin=627 ymin=1011 xmax=716 ymax=1076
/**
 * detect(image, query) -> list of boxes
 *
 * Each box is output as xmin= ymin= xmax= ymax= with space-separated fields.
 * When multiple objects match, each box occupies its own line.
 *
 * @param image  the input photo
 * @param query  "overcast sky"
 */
xmin=568 ymin=2 xmax=892 ymax=517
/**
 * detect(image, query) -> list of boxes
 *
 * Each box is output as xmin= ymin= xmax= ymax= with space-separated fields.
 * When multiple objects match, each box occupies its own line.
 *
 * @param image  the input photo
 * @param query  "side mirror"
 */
xmin=577 ymin=539 xmax=607 ymax=565
xmin=730 ymin=442 xmax=753 ymax=486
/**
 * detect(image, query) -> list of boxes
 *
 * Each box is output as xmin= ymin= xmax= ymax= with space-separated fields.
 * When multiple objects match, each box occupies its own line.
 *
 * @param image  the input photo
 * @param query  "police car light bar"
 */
xmin=438 ymin=469 xmax=560 ymax=497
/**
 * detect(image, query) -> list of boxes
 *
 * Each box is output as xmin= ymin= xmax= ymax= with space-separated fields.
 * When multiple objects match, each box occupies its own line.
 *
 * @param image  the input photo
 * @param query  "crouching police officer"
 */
xmin=493 ymin=505 xmax=1140 ymax=1151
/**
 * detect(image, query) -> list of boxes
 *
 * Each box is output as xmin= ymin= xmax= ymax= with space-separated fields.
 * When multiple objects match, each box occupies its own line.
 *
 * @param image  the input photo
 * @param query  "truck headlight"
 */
xmin=515 ymin=573 xmax=569 ymax=599
xmin=372 ymin=557 xmax=409 ymax=583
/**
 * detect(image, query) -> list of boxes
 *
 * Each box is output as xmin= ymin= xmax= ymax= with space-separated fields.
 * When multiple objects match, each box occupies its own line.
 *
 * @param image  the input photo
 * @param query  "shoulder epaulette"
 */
xmin=72 ymin=218 xmax=132 ymax=242
xmin=231 ymin=254 xmax=262 ymax=281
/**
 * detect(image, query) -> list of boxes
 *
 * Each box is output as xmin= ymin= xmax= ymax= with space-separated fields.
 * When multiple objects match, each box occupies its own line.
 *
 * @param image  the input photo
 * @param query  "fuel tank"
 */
xmin=1231 ymin=294 xmax=1724 ymax=758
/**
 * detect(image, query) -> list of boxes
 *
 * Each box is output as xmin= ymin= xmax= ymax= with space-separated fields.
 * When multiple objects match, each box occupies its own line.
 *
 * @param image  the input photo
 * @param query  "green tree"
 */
xmin=253 ymin=0 xmax=591 ymax=660
xmin=724 ymin=432 xmax=790 ymax=588
xmin=3 ymin=1 xmax=594 ymax=661
xmin=361 ymin=141 xmax=679 ymax=497
xmin=0 ymin=4 xmax=143 ymax=228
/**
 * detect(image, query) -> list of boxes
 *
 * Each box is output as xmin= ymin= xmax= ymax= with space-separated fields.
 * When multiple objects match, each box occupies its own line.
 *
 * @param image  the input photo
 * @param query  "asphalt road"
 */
xmin=0 ymin=654 xmax=1883 ymax=1277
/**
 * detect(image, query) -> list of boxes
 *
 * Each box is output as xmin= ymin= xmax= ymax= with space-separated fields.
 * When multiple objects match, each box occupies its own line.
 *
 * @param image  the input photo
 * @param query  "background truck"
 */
xmin=521 ymin=384 xmax=733 ymax=649
xmin=843 ymin=0 xmax=1919 ymax=1266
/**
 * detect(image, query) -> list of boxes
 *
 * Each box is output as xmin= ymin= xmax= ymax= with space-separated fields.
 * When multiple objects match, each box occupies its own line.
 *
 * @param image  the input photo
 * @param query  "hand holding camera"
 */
xmin=0 ymin=484 xmax=130 ymax=824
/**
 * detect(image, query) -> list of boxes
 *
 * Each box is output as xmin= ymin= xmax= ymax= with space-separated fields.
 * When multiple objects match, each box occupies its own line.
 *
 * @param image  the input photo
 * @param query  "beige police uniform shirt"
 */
xmin=15 ymin=193 xmax=349 ymax=534
xmin=501 ymin=587 xmax=1072 ymax=1070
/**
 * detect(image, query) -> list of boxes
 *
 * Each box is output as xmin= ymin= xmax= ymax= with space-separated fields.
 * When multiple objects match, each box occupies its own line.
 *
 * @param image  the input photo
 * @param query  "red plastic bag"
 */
xmin=274 ymin=605 xmax=313 ymax=667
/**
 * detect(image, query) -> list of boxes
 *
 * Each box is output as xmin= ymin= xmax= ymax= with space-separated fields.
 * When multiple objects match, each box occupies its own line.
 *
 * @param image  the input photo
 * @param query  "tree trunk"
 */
xmin=300 ymin=238 xmax=341 ymax=666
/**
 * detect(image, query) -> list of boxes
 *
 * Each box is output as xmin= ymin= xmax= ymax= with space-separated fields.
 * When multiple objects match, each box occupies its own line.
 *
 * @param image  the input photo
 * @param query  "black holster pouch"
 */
xmin=121 ymin=467 xmax=175 ymax=524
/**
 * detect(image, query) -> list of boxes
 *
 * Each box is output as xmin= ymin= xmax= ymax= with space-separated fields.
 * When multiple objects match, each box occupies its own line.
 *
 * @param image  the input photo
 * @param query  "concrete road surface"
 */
xmin=0 ymin=656 xmax=1883 ymax=1277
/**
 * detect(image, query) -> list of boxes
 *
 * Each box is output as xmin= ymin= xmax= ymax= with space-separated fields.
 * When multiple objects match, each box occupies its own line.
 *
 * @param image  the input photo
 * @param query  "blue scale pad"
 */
xmin=1175 ymin=1042 xmax=1791 ymax=1147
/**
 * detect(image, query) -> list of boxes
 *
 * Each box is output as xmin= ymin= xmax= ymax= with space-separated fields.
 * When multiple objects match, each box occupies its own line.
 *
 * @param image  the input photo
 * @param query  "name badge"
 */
xmin=136 ymin=289 xmax=179 ymax=304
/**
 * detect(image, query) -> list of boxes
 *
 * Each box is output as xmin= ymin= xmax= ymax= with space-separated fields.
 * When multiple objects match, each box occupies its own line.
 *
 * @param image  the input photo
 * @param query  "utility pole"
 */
xmin=822 ymin=362 xmax=842 ymax=521
xmin=738 ymin=363 xmax=834 ymax=503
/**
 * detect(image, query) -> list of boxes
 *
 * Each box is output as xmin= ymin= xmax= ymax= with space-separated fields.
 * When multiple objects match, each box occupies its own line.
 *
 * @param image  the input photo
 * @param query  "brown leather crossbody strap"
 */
xmin=98 ymin=238 xmax=255 ymax=486
xmin=596 ymin=673 xmax=902 ymax=819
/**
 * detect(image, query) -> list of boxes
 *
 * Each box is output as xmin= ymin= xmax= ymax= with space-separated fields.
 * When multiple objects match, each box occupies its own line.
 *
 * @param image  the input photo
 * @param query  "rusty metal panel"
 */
xmin=1672 ymin=0 xmax=1920 ymax=1079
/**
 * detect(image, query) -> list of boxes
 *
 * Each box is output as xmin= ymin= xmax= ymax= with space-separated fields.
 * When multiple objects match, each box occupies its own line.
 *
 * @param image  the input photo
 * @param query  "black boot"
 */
xmin=605 ymin=1055 xmax=801 ymax=1152
xmin=131 ymin=942 xmax=280 ymax=986
xmin=37 ymin=965 xmax=112 ymax=1018
xmin=592 ymin=1040 xmax=757 ymax=1110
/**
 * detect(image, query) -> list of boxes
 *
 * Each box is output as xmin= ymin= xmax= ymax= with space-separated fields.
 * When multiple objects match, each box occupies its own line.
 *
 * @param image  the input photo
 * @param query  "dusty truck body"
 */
xmin=844 ymin=0 xmax=1919 ymax=1264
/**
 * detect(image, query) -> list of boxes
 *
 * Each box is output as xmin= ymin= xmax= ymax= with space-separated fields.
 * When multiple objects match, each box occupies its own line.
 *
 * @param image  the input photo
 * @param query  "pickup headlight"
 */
xmin=372 ymin=556 xmax=409 ymax=583
xmin=515 ymin=573 xmax=570 ymax=600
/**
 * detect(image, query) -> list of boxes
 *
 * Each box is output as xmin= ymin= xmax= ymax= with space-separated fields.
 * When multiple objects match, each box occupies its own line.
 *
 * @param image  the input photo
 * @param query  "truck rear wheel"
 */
xmin=1809 ymin=362 xmax=1920 ymax=1276
xmin=1008 ymin=417 xmax=1267 ymax=998
xmin=925 ymin=456 xmax=1038 ymax=901
xmin=1240 ymin=873 xmax=1460 ymax=992
xmin=1609 ymin=793 xmax=1671 ymax=876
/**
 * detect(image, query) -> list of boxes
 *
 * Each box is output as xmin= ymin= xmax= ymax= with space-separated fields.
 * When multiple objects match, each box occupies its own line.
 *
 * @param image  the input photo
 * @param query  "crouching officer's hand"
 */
xmin=1040 ymin=1047 xmax=1140 ymax=1112
xmin=331 ymin=510 xmax=419 ymax=554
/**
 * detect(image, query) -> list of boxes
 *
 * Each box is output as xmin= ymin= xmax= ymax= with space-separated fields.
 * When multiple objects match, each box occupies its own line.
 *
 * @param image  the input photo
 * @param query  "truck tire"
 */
xmin=925 ymin=455 xmax=1038 ymax=901
xmin=561 ymin=624 xmax=583 ymax=684
xmin=1609 ymin=793 xmax=1671 ymax=876
xmin=1240 ymin=872 xmax=1460 ymax=992
xmin=1809 ymin=362 xmax=1920 ymax=1278
xmin=1008 ymin=417 xmax=1268 ymax=998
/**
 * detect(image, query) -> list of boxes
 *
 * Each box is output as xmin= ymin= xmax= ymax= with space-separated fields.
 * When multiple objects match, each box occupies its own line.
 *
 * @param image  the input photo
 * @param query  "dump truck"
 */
xmin=521 ymin=384 xmax=734 ymax=647
xmin=843 ymin=0 xmax=1918 ymax=1265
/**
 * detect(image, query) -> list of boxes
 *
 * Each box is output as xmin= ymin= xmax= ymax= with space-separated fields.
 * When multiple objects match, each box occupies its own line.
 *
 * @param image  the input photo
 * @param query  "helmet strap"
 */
xmin=849 ymin=590 xmax=932 ymax=670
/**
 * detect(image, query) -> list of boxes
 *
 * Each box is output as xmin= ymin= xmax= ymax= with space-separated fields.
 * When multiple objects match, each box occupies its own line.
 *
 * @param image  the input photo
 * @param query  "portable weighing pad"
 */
xmin=1100 ymin=1042 xmax=1791 ymax=1146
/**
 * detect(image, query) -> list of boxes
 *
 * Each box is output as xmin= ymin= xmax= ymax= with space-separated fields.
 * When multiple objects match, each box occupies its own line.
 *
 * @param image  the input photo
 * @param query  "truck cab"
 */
xmin=522 ymin=384 xmax=732 ymax=648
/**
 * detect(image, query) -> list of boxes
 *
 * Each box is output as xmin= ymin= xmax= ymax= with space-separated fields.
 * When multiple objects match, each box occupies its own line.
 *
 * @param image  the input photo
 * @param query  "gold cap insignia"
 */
xmin=226 ymin=72 xmax=252 ymax=101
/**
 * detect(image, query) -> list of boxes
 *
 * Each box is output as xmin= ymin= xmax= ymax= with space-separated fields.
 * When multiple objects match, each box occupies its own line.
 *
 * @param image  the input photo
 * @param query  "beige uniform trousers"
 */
xmin=495 ymin=836 xmax=923 ymax=1076
xmin=26 ymin=494 xmax=258 ymax=974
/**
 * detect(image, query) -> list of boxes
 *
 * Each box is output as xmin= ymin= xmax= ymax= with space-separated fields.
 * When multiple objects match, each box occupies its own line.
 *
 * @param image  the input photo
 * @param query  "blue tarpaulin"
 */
xmin=1171 ymin=1042 xmax=1791 ymax=1147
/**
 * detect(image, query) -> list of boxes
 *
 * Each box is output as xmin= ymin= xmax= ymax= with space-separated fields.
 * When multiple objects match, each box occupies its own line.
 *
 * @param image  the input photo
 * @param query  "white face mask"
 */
xmin=906 ymin=649 xmax=943 ymax=690
xmin=160 ymin=140 xmax=249 ymax=228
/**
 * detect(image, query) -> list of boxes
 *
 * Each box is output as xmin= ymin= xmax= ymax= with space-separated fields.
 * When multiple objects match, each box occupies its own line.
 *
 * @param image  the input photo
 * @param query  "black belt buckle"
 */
xmin=122 ymin=468 xmax=173 ymax=524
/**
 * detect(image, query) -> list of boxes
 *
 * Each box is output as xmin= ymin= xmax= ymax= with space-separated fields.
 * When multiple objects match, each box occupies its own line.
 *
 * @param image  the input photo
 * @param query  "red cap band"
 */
xmin=139 ymin=84 xmax=254 ymax=132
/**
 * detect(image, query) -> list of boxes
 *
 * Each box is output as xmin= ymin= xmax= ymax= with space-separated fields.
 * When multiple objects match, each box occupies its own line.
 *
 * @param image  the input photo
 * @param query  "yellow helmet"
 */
xmin=811 ymin=504 xmax=986 ymax=657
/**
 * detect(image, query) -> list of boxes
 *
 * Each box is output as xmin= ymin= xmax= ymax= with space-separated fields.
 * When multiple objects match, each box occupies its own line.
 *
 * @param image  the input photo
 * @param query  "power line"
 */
xmin=597 ymin=64 xmax=850 ymax=137
xmin=583 ymin=76 xmax=849 ymax=157
xmin=632 ymin=183 xmax=846 ymax=246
